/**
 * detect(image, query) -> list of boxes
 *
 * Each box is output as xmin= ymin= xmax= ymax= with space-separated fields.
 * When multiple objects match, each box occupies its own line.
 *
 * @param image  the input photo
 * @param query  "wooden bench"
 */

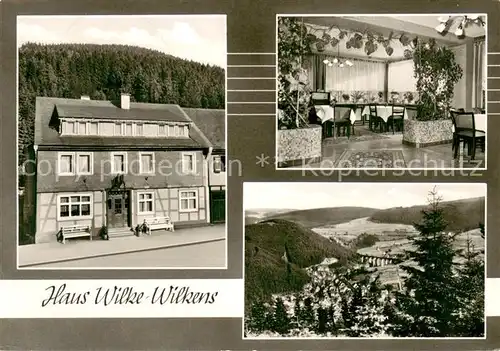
xmin=59 ymin=225 xmax=92 ymax=244
xmin=144 ymin=216 xmax=175 ymax=235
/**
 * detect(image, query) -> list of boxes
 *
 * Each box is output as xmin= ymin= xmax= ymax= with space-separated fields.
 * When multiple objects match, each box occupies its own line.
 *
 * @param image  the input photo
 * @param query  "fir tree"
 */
xmin=454 ymin=232 xmax=485 ymax=336
xmin=247 ymin=299 xmax=271 ymax=333
xmin=390 ymin=187 xmax=460 ymax=337
xmin=271 ymin=297 xmax=291 ymax=335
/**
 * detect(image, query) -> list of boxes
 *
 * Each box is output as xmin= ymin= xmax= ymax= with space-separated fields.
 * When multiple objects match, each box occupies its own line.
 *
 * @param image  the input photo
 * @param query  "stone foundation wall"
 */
xmin=403 ymin=119 xmax=453 ymax=148
xmin=277 ymin=125 xmax=322 ymax=167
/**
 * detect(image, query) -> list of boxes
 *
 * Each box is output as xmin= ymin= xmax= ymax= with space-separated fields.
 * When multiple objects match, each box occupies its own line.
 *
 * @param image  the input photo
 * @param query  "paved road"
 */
xmin=34 ymin=240 xmax=226 ymax=268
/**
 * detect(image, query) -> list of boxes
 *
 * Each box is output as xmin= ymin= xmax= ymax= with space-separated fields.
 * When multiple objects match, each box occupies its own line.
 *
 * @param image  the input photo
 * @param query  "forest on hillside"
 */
xmin=18 ymin=43 xmax=225 ymax=165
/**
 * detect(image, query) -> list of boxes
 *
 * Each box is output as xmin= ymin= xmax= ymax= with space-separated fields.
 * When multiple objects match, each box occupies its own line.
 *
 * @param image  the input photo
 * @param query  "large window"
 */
xmin=181 ymin=152 xmax=196 ymax=174
xmin=180 ymin=189 xmax=198 ymax=212
xmin=138 ymin=192 xmax=154 ymax=214
xmin=388 ymin=60 xmax=417 ymax=93
xmin=139 ymin=152 xmax=155 ymax=174
xmin=325 ymin=59 xmax=385 ymax=92
xmin=58 ymin=152 xmax=93 ymax=175
xmin=58 ymin=194 xmax=92 ymax=220
xmin=111 ymin=152 xmax=127 ymax=174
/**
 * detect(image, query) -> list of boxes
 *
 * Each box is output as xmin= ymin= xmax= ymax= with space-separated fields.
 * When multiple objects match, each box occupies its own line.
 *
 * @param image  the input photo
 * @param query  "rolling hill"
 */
xmin=245 ymin=219 xmax=356 ymax=306
xmin=263 ymin=207 xmax=379 ymax=228
xmin=246 ymin=197 xmax=485 ymax=232
xmin=369 ymin=197 xmax=485 ymax=232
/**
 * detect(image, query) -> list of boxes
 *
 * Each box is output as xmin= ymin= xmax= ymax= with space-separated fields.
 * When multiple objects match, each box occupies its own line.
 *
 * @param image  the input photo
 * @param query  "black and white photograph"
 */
xmin=16 ymin=15 xmax=227 ymax=269
xmin=276 ymin=14 xmax=487 ymax=169
xmin=244 ymin=182 xmax=485 ymax=338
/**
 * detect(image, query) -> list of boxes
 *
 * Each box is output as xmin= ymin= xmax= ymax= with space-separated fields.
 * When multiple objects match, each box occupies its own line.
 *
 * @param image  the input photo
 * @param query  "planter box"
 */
xmin=402 ymin=119 xmax=453 ymax=148
xmin=277 ymin=125 xmax=322 ymax=167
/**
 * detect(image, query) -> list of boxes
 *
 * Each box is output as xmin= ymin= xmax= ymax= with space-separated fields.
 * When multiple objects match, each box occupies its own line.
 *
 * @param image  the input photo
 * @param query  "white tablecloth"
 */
xmin=315 ymin=105 xmax=356 ymax=125
xmin=361 ymin=105 xmax=409 ymax=122
xmin=474 ymin=114 xmax=486 ymax=133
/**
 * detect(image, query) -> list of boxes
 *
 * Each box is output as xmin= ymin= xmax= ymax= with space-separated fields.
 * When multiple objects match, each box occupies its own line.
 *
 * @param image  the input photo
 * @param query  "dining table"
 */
xmin=361 ymin=105 xmax=410 ymax=123
xmin=315 ymin=105 xmax=357 ymax=124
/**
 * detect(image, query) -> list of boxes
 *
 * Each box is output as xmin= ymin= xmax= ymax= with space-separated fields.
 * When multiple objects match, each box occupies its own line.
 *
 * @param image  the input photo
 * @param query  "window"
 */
xmin=183 ymin=126 xmax=189 ymax=137
xmin=181 ymin=152 xmax=196 ymax=174
xmin=77 ymin=153 xmax=93 ymax=175
xmin=168 ymin=125 xmax=175 ymax=136
xmin=111 ymin=152 xmax=127 ymax=174
xmin=125 ymin=123 xmax=133 ymax=136
xmin=174 ymin=125 xmax=179 ymax=137
xmin=139 ymin=152 xmax=155 ymax=174
xmin=213 ymin=155 xmax=226 ymax=173
xmin=180 ymin=190 xmax=198 ymax=212
xmin=58 ymin=153 xmax=75 ymax=175
xmin=114 ymin=123 xmax=122 ymax=136
xmin=58 ymin=194 xmax=92 ymax=220
xmin=89 ymin=122 xmax=98 ymax=135
xmin=136 ymin=124 xmax=143 ymax=136
xmin=138 ymin=192 xmax=154 ymax=214
xmin=64 ymin=121 xmax=76 ymax=134
xmin=58 ymin=152 xmax=93 ymax=175
xmin=159 ymin=124 xmax=166 ymax=136
xmin=78 ymin=122 xmax=87 ymax=135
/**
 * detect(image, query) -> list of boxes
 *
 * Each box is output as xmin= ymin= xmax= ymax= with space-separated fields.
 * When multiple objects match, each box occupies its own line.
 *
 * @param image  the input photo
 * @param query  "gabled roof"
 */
xmin=54 ymin=99 xmax=190 ymax=122
xmin=182 ymin=108 xmax=225 ymax=151
xmin=34 ymin=97 xmax=212 ymax=149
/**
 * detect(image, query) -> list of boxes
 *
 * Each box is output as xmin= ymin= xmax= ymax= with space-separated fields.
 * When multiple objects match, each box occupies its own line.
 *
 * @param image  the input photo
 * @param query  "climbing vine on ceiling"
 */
xmin=305 ymin=24 xmax=417 ymax=59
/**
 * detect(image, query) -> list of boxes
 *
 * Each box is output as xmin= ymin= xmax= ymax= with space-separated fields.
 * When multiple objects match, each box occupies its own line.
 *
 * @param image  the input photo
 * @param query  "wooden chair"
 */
xmin=334 ymin=105 xmax=353 ymax=137
xmin=388 ymin=104 xmax=405 ymax=134
xmin=368 ymin=104 xmax=379 ymax=131
xmin=450 ymin=111 xmax=485 ymax=160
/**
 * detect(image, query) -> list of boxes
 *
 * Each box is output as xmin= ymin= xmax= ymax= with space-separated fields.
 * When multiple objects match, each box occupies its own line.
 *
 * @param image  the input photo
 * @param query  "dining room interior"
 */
xmin=276 ymin=14 xmax=487 ymax=169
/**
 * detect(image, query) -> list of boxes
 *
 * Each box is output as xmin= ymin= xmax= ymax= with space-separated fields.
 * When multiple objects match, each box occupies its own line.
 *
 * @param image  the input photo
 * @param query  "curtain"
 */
xmin=472 ymin=38 xmax=486 ymax=109
xmin=325 ymin=58 xmax=385 ymax=92
xmin=388 ymin=60 xmax=417 ymax=92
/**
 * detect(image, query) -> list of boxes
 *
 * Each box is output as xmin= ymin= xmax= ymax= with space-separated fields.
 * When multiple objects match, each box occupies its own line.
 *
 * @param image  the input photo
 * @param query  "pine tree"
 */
xmin=271 ymin=297 xmax=291 ymax=335
xmin=390 ymin=187 xmax=460 ymax=337
xmin=454 ymin=231 xmax=485 ymax=336
xmin=247 ymin=299 xmax=271 ymax=333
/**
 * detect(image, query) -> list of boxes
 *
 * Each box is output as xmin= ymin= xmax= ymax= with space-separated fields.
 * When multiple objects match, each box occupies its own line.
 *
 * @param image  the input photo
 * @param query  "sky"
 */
xmin=244 ymin=182 xmax=486 ymax=210
xmin=17 ymin=15 xmax=226 ymax=68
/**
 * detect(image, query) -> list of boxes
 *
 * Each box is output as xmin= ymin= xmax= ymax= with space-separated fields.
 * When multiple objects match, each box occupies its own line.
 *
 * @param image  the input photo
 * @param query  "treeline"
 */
xmin=18 ymin=43 xmax=225 ymax=164
xmin=370 ymin=197 xmax=485 ymax=232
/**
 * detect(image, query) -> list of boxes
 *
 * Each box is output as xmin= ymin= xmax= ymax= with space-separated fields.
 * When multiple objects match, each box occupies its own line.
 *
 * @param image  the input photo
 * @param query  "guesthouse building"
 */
xmin=24 ymin=94 xmax=217 ymax=243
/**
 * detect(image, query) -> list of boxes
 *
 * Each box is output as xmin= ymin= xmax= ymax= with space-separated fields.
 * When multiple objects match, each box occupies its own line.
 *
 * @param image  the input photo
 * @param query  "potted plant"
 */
xmin=342 ymin=93 xmax=350 ymax=103
xmin=351 ymin=91 xmax=365 ymax=103
xmin=403 ymin=91 xmax=415 ymax=104
xmin=403 ymin=39 xmax=463 ymax=147
xmin=99 ymin=225 xmax=109 ymax=240
xmin=378 ymin=91 xmax=384 ymax=102
xmin=135 ymin=221 xmax=149 ymax=236
xmin=277 ymin=17 xmax=322 ymax=167
xmin=390 ymin=91 xmax=400 ymax=103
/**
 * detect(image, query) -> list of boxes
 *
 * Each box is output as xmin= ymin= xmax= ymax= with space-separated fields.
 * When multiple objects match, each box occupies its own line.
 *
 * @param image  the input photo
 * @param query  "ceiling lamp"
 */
xmin=323 ymin=45 xmax=354 ymax=68
xmin=435 ymin=14 xmax=485 ymax=38
xmin=323 ymin=56 xmax=353 ymax=68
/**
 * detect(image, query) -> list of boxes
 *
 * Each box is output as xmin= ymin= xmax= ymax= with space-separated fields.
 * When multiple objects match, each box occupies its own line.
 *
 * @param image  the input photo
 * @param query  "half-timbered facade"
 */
xmin=25 ymin=94 xmax=215 ymax=243
xmin=183 ymin=108 xmax=226 ymax=224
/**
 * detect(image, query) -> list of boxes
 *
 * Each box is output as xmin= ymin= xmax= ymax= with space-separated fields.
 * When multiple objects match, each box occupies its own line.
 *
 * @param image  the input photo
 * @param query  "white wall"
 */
xmin=450 ymin=44 xmax=467 ymax=110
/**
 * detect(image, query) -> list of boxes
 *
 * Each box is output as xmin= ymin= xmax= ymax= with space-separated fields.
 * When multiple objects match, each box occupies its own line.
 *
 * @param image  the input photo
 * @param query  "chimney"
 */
xmin=120 ymin=93 xmax=130 ymax=110
xmin=81 ymin=95 xmax=90 ymax=100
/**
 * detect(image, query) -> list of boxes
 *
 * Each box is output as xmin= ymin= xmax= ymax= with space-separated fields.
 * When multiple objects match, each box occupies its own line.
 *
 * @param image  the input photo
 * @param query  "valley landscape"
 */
xmin=244 ymin=189 xmax=485 ymax=338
